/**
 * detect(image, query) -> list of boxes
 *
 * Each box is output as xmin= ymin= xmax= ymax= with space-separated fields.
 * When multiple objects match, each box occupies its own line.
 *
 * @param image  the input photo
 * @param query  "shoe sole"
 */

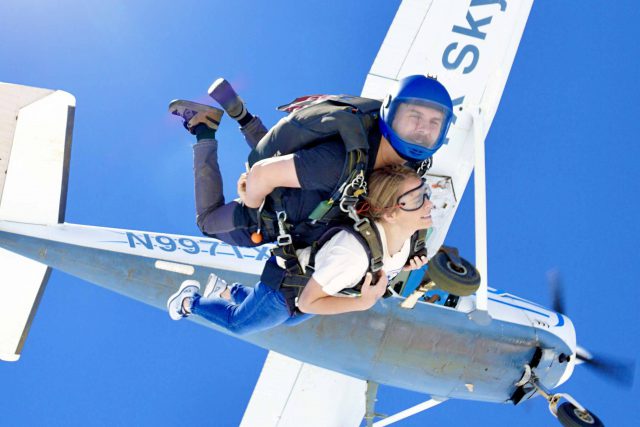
xmin=208 ymin=78 xmax=234 ymax=99
xmin=168 ymin=99 xmax=224 ymax=119
xmin=207 ymin=79 xmax=246 ymax=119
xmin=167 ymin=280 xmax=201 ymax=320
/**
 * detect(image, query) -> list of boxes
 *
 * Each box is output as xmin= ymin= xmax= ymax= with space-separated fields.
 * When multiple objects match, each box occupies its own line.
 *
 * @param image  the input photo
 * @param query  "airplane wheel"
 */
xmin=427 ymin=252 xmax=480 ymax=296
xmin=557 ymin=402 xmax=603 ymax=427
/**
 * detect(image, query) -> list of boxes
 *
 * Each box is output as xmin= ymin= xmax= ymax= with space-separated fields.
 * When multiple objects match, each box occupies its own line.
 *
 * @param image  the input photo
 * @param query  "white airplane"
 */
xmin=0 ymin=1 xmax=632 ymax=426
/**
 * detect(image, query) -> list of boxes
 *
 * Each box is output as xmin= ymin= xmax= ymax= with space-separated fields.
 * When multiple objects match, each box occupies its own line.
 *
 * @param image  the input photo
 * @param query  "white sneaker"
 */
xmin=203 ymin=273 xmax=228 ymax=300
xmin=167 ymin=280 xmax=201 ymax=320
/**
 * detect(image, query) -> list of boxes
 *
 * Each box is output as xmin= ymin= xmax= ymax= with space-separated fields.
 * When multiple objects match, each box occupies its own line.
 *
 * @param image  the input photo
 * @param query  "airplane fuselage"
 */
xmin=0 ymin=220 xmax=575 ymax=404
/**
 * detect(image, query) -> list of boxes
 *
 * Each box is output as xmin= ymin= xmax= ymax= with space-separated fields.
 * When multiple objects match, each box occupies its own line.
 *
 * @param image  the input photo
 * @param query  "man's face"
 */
xmin=391 ymin=103 xmax=444 ymax=148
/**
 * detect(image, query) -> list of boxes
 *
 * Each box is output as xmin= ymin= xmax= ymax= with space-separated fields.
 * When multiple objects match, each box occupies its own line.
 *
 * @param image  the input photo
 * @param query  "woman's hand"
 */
xmin=359 ymin=270 xmax=388 ymax=309
xmin=402 ymin=255 xmax=428 ymax=271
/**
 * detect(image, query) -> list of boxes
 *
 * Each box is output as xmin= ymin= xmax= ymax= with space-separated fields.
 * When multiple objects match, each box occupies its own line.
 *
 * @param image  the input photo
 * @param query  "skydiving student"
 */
xmin=167 ymin=165 xmax=434 ymax=333
xmin=168 ymin=75 xmax=453 ymax=249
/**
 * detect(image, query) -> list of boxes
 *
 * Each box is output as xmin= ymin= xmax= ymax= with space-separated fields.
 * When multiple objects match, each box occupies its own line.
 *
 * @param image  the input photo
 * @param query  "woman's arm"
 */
xmin=297 ymin=272 xmax=388 ymax=315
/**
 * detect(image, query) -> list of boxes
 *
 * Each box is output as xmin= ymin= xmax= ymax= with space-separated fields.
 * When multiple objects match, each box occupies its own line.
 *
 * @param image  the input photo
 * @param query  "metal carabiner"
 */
xmin=416 ymin=158 xmax=433 ymax=178
xmin=275 ymin=211 xmax=292 ymax=246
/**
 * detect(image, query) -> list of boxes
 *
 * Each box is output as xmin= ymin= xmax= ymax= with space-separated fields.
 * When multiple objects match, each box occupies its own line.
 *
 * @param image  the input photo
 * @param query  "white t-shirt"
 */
xmin=296 ymin=222 xmax=411 ymax=295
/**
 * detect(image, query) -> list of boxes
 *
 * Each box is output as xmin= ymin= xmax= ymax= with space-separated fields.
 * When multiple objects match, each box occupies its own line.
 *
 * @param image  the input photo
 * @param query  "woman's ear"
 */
xmin=381 ymin=208 xmax=399 ymax=224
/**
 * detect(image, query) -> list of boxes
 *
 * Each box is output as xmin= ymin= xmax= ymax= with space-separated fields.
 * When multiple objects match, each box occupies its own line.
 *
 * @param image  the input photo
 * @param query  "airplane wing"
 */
xmin=362 ymin=0 xmax=533 ymax=258
xmin=241 ymin=1 xmax=534 ymax=425
xmin=240 ymin=351 xmax=366 ymax=427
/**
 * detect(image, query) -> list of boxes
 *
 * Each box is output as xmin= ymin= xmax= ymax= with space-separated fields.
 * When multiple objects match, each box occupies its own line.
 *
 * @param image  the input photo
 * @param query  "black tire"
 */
xmin=427 ymin=252 xmax=481 ymax=297
xmin=557 ymin=402 xmax=604 ymax=427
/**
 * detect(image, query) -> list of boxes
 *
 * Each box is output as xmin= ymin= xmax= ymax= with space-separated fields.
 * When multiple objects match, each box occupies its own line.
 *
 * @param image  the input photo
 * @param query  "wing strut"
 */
xmin=371 ymin=397 xmax=448 ymax=426
xmin=469 ymin=106 xmax=491 ymax=324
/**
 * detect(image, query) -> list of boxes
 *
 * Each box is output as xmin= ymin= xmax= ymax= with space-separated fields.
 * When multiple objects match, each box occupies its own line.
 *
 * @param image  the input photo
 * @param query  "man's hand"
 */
xmin=237 ymin=172 xmax=248 ymax=204
xmin=359 ymin=270 xmax=388 ymax=309
xmin=243 ymin=155 xmax=301 ymax=209
xmin=402 ymin=255 xmax=428 ymax=271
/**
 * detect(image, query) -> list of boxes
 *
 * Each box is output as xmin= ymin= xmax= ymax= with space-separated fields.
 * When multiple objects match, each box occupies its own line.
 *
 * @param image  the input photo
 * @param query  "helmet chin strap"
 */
xmin=375 ymin=135 xmax=406 ymax=168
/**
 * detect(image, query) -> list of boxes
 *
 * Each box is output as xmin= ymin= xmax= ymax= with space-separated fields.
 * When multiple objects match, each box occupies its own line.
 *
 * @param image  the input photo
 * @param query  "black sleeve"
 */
xmin=293 ymin=140 xmax=346 ymax=193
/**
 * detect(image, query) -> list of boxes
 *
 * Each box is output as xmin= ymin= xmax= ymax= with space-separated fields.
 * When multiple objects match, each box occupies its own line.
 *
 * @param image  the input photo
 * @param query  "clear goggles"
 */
xmin=396 ymin=180 xmax=432 ymax=212
xmin=391 ymin=101 xmax=446 ymax=149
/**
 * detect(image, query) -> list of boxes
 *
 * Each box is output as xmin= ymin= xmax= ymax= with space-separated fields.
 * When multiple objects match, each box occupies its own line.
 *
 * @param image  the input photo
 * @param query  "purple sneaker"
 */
xmin=168 ymin=99 xmax=223 ymax=134
xmin=208 ymin=78 xmax=247 ymax=121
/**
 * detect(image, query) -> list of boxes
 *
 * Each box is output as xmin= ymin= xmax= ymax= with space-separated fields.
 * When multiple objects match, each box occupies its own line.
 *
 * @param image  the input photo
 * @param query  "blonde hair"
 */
xmin=360 ymin=165 xmax=420 ymax=221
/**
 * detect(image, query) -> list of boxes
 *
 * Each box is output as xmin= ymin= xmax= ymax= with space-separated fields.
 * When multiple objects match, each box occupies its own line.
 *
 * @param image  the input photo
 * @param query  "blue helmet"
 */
xmin=379 ymin=75 xmax=454 ymax=161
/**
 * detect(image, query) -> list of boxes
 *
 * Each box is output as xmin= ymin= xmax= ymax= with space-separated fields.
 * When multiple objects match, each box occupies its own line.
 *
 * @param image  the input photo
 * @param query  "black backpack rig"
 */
xmin=251 ymin=95 xmax=431 ymax=311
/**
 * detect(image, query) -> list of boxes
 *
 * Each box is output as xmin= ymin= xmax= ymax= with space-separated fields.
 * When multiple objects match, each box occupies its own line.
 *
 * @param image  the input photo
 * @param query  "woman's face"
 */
xmin=389 ymin=177 xmax=433 ymax=231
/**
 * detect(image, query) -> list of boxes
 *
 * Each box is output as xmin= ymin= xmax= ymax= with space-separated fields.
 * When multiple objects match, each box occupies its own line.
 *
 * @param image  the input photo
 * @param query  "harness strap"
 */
xmin=270 ymin=225 xmax=427 ymax=309
xmin=308 ymin=150 xmax=366 ymax=223
xmin=412 ymin=228 xmax=428 ymax=258
xmin=387 ymin=229 xmax=430 ymax=295
xmin=353 ymin=219 xmax=384 ymax=273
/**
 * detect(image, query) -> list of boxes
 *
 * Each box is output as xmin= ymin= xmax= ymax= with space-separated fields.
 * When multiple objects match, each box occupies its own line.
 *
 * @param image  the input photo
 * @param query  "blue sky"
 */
xmin=1 ymin=1 xmax=639 ymax=426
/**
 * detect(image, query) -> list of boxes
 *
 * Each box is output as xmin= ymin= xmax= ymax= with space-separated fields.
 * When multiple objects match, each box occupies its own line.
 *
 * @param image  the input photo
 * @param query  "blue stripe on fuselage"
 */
xmin=488 ymin=297 xmax=550 ymax=318
xmin=489 ymin=288 xmax=564 ymax=326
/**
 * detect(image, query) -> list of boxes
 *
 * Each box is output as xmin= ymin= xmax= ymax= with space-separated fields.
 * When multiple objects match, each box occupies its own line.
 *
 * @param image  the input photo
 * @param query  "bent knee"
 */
xmin=196 ymin=214 xmax=210 ymax=235
xmin=224 ymin=322 xmax=253 ymax=336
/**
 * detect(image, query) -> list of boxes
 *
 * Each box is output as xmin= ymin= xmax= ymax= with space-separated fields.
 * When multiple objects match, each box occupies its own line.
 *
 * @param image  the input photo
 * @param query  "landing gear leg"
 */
xmin=363 ymin=381 xmax=385 ymax=427
xmin=528 ymin=372 xmax=603 ymax=427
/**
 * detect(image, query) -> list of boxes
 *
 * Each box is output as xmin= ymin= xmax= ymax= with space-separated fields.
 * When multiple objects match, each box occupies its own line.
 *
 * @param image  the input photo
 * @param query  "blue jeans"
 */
xmin=191 ymin=282 xmax=311 ymax=335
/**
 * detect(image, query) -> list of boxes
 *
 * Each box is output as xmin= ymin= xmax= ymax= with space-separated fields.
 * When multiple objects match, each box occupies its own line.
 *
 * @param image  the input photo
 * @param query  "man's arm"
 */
xmin=242 ymin=140 xmax=346 ymax=208
xmin=297 ymin=272 xmax=388 ymax=315
xmin=243 ymin=154 xmax=301 ymax=208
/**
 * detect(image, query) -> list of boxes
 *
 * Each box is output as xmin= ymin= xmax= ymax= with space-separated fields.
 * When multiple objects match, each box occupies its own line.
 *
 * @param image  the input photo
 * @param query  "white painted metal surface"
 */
xmin=0 ymin=220 xmax=268 ymax=277
xmin=0 ymin=85 xmax=74 ymax=223
xmin=471 ymin=106 xmax=489 ymax=312
xmin=373 ymin=397 xmax=447 ymax=427
xmin=240 ymin=351 xmax=366 ymax=427
xmin=0 ymin=83 xmax=74 ymax=361
xmin=0 ymin=252 xmax=48 ymax=361
xmin=0 ymin=83 xmax=54 ymax=197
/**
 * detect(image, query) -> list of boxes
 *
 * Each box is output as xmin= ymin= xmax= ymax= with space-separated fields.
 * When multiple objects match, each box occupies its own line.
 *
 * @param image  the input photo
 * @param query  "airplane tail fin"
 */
xmin=0 ymin=82 xmax=75 ymax=361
